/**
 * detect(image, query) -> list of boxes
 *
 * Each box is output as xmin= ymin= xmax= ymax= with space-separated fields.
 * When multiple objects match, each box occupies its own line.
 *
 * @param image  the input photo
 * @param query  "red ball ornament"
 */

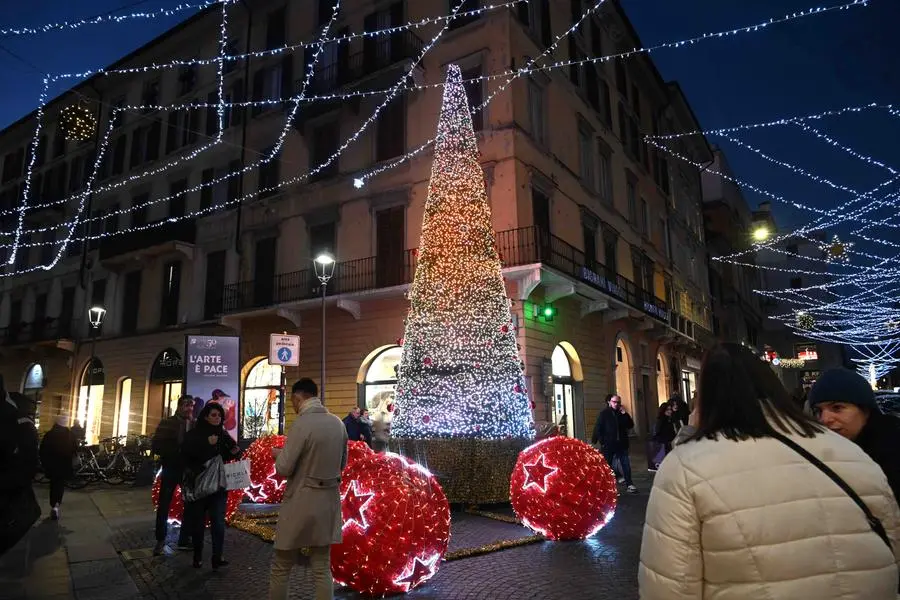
xmin=501 ymin=324 xmax=509 ymax=333
xmin=422 ymin=415 xmax=431 ymax=424
xmin=244 ymin=435 xmax=287 ymax=504
xmin=151 ymin=469 xmax=243 ymax=524
xmin=331 ymin=453 xmax=451 ymax=595
xmin=514 ymin=384 xmax=522 ymax=393
xmin=423 ymin=356 xmax=433 ymax=366
xmin=510 ymin=437 xmax=617 ymax=540
xmin=346 ymin=440 xmax=373 ymax=466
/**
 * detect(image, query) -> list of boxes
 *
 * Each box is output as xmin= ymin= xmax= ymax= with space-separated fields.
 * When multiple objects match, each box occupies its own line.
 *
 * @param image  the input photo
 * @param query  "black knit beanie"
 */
xmin=807 ymin=368 xmax=876 ymax=410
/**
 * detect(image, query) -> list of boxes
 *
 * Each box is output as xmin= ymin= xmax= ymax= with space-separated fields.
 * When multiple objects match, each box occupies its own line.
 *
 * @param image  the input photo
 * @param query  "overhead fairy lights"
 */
xmin=0 ymin=0 xmax=878 ymax=271
xmin=0 ymin=0 xmax=857 ymax=238
xmin=390 ymin=65 xmax=533 ymax=439
xmin=0 ymin=0 xmax=227 ymax=37
xmin=51 ymin=1 xmax=524 ymax=83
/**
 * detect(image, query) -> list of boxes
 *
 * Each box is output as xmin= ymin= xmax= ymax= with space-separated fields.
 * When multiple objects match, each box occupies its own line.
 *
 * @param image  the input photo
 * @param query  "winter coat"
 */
xmin=39 ymin=425 xmax=77 ymax=479
xmin=652 ymin=415 xmax=677 ymax=446
xmin=591 ymin=407 xmax=634 ymax=452
xmin=152 ymin=415 xmax=191 ymax=471
xmin=274 ymin=398 xmax=348 ymax=550
xmin=343 ymin=414 xmax=363 ymax=442
xmin=639 ymin=427 xmax=900 ymax=600
xmin=181 ymin=414 xmax=240 ymax=475
xmin=856 ymin=410 xmax=900 ymax=504
xmin=0 ymin=393 xmax=38 ymax=491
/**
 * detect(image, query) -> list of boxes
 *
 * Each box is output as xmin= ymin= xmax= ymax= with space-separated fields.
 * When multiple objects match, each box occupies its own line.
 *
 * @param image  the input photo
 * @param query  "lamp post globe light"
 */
xmin=84 ymin=305 xmax=106 ymax=440
xmin=314 ymin=253 xmax=336 ymax=400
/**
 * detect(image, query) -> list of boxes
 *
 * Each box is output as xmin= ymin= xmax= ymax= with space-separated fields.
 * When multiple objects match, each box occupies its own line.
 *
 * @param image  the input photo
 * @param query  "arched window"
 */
xmin=116 ymin=378 xmax=132 ymax=438
xmin=22 ymin=363 xmax=44 ymax=429
xmin=359 ymin=346 xmax=402 ymax=412
xmin=242 ymin=359 xmax=282 ymax=439
xmin=149 ymin=348 xmax=184 ymax=421
xmin=77 ymin=358 xmax=105 ymax=444
xmin=551 ymin=344 xmax=581 ymax=438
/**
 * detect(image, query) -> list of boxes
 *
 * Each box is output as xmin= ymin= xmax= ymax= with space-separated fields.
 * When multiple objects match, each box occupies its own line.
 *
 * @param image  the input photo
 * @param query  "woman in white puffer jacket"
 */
xmin=639 ymin=343 xmax=899 ymax=600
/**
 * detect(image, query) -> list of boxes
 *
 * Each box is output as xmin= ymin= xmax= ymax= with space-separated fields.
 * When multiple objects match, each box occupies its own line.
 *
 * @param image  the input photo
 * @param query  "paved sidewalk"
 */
xmin=2 ymin=467 xmax=653 ymax=599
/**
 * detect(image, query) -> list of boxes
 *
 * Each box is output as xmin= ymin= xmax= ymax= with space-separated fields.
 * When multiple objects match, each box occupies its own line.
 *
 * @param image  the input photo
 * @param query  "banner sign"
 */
xmin=185 ymin=335 xmax=241 ymax=441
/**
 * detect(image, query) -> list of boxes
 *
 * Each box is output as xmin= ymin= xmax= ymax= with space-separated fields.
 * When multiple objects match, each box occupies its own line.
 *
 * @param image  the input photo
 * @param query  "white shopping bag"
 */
xmin=224 ymin=459 xmax=252 ymax=491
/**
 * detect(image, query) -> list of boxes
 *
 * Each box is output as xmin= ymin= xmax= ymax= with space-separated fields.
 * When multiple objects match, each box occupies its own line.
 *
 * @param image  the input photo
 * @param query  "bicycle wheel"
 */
xmin=104 ymin=469 xmax=125 ymax=485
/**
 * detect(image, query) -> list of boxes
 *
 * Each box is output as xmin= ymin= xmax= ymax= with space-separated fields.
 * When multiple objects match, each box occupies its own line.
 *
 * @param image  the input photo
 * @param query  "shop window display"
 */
xmin=243 ymin=359 xmax=281 ymax=439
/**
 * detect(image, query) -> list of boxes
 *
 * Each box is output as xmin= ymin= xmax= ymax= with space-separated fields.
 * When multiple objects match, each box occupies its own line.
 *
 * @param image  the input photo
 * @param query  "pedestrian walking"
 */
xmin=639 ymin=343 xmax=900 ymax=599
xmin=0 ymin=382 xmax=40 ymax=557
xmin=39 ymin=414 xmax=77 ymax=520
xmin=808 ymin=368 xmax=900 ymax=502
xmin=591 ymin=394 xmax=637 ymax=493
xmin=269 ymin=378 xmax=347 ymax=600
xmin=151 ymin=395 xmax=195 ymax=555
xmin=668 ymin=393 xmax=690 ymax=431
xmin=181 ymin=402 xmax=241 ymax=569
xmin=359 ymin=409 xmax=374 ymax=447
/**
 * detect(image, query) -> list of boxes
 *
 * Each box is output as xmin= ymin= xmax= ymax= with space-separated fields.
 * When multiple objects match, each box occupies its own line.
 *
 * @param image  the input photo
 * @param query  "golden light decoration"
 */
xmin=59 ymin=102 xmax=96 ymax=141
xmin=796 ymin=311 xmax=815 ymax=330
xmin=820 ymin=234 xmax=853 ymax=263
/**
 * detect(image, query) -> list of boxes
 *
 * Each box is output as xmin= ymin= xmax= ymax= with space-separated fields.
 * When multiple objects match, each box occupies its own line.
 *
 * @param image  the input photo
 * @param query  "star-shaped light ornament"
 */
xmin=821 ymin=235 xmax=853 ymax=263
xmin=341 ymin=480 xmax=375 ymax=531
xmin=522 ymin=454 xmax=558 ymax=492
xmin=394 ymin=554 xmax=440 ymax=592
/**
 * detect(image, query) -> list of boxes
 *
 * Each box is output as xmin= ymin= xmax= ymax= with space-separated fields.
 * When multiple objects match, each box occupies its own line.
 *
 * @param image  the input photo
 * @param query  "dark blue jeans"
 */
xmin=188 ymin=489 xmax=226 ymax=561
xmin=603 ymin=448 xmax=633 ymax=486
xmin=156 ymin=466 xmax=190 ymax=544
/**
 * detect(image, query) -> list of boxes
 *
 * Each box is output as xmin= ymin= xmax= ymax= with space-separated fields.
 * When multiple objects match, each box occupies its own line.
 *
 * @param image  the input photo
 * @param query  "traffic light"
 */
xmin=533 ymin=303 xmax=557 ymax=322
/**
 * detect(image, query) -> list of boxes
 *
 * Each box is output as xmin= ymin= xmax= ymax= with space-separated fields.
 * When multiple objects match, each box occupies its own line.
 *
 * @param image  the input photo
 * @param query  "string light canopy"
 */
xmin=391 ymin=65 xmax=533 ymax=440
xmin=58 ymin=102 xmax=96 ymax=141
xmin=0 ymin=0 xmax=865 ymax=262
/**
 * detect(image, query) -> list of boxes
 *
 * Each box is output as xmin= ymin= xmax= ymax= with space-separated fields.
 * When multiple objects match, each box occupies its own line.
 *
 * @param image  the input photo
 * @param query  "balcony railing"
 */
xmin=99 ymin=219 xmax=196 ymax=261
xmin=1 ymin=317 xmax=76 ymax=345
xmin=222 ymin=227 xmax=685 ymax=328
xmin=224 ymin=250 xmax=418 ymax=312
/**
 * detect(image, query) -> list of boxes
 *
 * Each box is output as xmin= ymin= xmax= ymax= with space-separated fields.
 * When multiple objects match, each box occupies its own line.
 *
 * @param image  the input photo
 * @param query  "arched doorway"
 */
xmin=357 ymin=345 xmax=402 ymax=412
xmin=614 ymin=337 xmax=635 ymax=425
xmin=656 ymin=352 xmax=671 ymax=406
xmin=21 ymin=363 xmax=45 ymax=430
xmin=77 ymin=358 xmax=105 ymax=444
xmin=241 ymin=358 xmax=282 ymax=439
xmin=148 ymin=348 xmax=184 ymax=431
xmin=115 ymin=378 xmax=133 ymax=438
xmin=551 ymin=342 xmax=585 ymax=438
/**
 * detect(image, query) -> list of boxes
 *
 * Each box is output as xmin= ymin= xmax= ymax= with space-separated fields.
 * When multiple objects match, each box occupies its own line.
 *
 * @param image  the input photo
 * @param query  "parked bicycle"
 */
xmin=66 ymin=434 xmax=152 ymax=489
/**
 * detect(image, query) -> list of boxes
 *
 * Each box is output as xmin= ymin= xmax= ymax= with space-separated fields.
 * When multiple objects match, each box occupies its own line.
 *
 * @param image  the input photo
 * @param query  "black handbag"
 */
xmin=772 ymin=432 xmax=892 ymax=550
xmin=0 ymin=485 xmax=41 ymax=556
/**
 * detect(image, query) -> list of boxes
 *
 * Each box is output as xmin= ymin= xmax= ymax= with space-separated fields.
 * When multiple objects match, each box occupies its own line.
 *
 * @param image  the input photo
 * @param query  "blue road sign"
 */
xmin=278 ymin=347 xmax=292 ymax=363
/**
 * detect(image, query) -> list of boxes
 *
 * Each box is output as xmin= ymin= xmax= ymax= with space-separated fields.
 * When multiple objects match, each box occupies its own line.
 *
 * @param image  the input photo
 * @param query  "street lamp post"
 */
xmin=314 ymin=253 xmax=336 ymax=399
xmin=85 ymin=305 xmax=106 ymax=440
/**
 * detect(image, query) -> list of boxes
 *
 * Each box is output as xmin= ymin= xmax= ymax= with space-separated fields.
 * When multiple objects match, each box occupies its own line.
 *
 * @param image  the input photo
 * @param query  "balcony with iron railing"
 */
xmin=99 ymin=219 xmax=196 ymax=262
xmin=220 ymin=227 xmax=705 ymax=335
xmin=1 ymin=316 xmax=76 ymax=346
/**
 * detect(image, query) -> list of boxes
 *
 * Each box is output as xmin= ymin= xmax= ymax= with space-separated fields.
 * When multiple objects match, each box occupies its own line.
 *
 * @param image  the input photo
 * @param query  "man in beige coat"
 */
xmin=269 ymin=378 xmax=348 ymax=600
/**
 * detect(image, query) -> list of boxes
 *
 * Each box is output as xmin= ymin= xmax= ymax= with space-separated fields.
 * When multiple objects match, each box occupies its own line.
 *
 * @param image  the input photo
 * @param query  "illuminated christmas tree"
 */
xmin=392 ymin=65 xmax=534 ymax=440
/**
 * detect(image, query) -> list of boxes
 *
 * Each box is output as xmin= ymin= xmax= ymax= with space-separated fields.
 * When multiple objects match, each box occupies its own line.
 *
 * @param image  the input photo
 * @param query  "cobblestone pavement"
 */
xmin=2 ymin=471 xmax=652 ymax=599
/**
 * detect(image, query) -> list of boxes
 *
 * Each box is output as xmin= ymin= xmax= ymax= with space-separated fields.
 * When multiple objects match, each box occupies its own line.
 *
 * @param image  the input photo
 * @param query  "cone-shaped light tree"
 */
xmin=392 ymin=65 xmax=534 ymax=440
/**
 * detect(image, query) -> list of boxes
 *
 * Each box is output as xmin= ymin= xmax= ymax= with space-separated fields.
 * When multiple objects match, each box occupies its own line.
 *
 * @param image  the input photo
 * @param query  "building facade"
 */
xmin=0 ymin=0 xmax=714 ymax=443
xmin=702 ymin=147 xmax=765 ymax=350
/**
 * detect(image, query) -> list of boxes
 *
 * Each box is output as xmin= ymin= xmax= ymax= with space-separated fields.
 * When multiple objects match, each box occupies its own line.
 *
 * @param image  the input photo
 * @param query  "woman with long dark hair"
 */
xmin=639 ymin=343 xmax=899 ymax=599
xmin=181 ymin=402 xmax=241 ymax=569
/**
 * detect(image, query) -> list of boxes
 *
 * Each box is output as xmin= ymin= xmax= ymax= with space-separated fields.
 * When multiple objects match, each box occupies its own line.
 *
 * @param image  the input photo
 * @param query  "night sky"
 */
xmin=1 ymin=0 xmax=898 ymax=250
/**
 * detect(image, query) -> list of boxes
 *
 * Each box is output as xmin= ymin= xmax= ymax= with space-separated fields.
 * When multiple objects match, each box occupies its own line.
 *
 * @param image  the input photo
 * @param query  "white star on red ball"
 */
xmin=394 ymin=554 xmax=439 ymax=591
xmin=341 ymin=480 xmax=375 ymax=531
xmin=522 ymin=454 xmax=557 ymax=493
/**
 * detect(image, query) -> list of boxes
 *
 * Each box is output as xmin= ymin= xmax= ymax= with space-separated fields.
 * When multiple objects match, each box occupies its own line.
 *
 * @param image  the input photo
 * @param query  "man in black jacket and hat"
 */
xmin=808 ymin=368 xmax=900 ymax=502
xmin=151 ymin=395 xmax=195 ymax=555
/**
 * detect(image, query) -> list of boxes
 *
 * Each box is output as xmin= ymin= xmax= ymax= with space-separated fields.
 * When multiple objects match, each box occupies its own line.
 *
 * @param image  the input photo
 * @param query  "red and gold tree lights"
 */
xmin=331 ymin=452 xmax=451 ymax=595
xmin=391 ymin=64 xmax=533 ymax=440
xmin=510 ymin=437 xmax=617 ymax=540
